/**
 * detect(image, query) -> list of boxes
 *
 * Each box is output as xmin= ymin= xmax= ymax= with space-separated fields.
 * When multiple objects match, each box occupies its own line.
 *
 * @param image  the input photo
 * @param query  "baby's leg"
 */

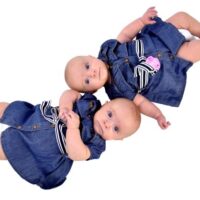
xmin=166 ymin=12 xmax=200 ymax=38
xmin=0 ymin=145 xmax=7 ymax=160
xmin=177 ymin=40 xmax=200 ymax=63
xmin=0 ymin=103 xmax=9 ymax=160
xmin=0 ymin=102 xmax=9 ymax=119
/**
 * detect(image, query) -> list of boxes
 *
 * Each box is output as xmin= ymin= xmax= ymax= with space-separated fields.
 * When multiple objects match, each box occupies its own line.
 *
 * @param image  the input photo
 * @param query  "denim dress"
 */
xmin=98 ymin=17 xmax=193 ymax=107
xmin=0 ymin=93 xmax=105 ymax=189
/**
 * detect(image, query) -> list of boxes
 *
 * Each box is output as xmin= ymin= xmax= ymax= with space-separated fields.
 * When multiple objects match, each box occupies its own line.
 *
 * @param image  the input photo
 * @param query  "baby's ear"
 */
xmin=88 ymin=55 xmax=95 ymax=58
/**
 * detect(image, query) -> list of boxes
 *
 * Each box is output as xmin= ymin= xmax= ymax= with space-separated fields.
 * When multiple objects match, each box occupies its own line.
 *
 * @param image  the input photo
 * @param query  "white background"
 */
xmin=0 ymin=0 xmax=200 ymax=199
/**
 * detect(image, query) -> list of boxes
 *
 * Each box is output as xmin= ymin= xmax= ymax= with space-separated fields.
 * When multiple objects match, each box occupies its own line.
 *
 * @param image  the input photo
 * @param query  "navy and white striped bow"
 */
xmin=134 ymin=40 xmax=157 ymax=91
xmin=40 ymin=101 xmax=67 ymax=155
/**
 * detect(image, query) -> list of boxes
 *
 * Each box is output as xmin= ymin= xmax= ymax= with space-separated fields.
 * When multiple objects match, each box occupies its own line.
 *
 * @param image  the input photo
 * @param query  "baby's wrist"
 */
xmin=67 ymin=126 xmax=79 ymax=130
xmin=138 ymin=17 xmax=145 ymax=26
xmin=59 ymin=107 xmax=68 ymax=112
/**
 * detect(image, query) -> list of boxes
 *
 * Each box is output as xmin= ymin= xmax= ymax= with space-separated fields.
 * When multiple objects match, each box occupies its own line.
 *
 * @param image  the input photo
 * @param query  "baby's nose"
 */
xmin=104 ymin=119 xmax=112 ymax=129
xmin=88 ymin=69 xmax=96 ymax=77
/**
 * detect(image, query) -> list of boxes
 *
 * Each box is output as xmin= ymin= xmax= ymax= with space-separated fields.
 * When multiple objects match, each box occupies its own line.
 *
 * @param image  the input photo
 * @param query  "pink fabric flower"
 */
xmin=146 ymin=56 xmax=160 ymax=71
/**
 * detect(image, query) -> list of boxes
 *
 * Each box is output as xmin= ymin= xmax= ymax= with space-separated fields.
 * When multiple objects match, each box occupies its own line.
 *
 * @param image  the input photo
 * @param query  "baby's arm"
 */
xmin=133 ymin=94 xmax=170 ymax=129
xmin=59 ymin=89 xmax=81 ymax=123
xmin=117 ymin=7 xmax=157 ymax=43
xmin=64 ymin=110 xmax=91 ymax=161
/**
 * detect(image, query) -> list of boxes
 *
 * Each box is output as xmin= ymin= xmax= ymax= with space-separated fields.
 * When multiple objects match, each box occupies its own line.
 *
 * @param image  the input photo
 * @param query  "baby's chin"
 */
xmin=101 ymin=67 xmax=109 ymax=84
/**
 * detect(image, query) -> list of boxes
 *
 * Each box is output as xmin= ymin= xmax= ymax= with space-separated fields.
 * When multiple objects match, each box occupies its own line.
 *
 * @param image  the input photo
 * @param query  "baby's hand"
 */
xmin=59 ymin=107 xmax=70 ymax=124
xmin=156 ymin=114 xmax=171 ymax=129
xmin=65 ymin=110 xmax=80 ymax=129
xmin=140 ymin=7 xmax=158 ymax=25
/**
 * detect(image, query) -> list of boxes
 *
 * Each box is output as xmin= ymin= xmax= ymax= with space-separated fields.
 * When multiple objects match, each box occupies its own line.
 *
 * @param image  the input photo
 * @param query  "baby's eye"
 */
xmin=85 ymin=64 xmax=90 ymax=69
xmin=85 ymin=79 xmax=90 ymax=84
xmin=108 ymin=111 xmax=112 ymax=118
xmin=114 ymin=126 xmax=119 ymax=133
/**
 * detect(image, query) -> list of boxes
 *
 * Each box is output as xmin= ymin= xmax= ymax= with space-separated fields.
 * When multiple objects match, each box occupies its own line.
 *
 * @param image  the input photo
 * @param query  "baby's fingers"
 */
xmin=148 ymin=7 xmax=158 ymax=18
xmin=65 ymin=110 xmax=80 ymax=128
xmin=147 ymin=6 xmax=157 ymax=14
xmin=160 ymin=121 xmax=171 ymax=129
xmin=66 ymin=110 xmax=80 ymax=121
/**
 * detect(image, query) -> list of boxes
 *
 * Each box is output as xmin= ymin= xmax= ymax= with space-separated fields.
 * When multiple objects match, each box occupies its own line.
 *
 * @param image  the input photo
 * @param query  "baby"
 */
xmin=0 ymin=89 xmax=140 ymax=189
xmin=65 ymin=7 xmax=200 ymax=129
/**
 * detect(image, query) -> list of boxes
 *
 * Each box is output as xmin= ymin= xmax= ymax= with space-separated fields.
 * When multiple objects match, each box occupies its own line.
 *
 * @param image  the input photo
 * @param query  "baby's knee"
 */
xmin=0 ymin=103 xmax=9 ymax=119
xmin=170 ymin=11 xmax=191 ymax=29
xmin=174 ymin=11 xmax=189 ymax=19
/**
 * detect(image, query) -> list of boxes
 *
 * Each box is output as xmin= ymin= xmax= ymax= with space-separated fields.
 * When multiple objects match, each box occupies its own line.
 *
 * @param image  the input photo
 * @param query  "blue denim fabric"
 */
xmin=73 ymin=93 xmax=105 ymax=160
xmin=0 ymin=93 xmax=105 ymax=189
xmin=98 ymin=17 xmax=193 ymax=107
xmin=0 ymin=101 xmax=72 ymax=189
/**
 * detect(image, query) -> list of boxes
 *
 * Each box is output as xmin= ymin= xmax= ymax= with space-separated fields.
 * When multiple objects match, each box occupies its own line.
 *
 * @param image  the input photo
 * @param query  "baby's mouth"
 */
xmin=98 ymin=67 xmax=101 ymax=80
xmin=95 ymin=120 xmax=103 ymax=136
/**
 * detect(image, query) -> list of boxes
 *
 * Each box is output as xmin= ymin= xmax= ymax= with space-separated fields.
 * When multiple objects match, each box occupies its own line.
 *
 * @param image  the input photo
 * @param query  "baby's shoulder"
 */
xmin=100 ymin=39 xmax=119 ymax=49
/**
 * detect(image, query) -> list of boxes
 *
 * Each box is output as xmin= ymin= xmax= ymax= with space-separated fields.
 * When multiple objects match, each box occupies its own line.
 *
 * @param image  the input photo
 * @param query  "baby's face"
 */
xmin=66 ymin=56 xmax=109 ymax=92
xmin=93 ymin=99 xmax=140 ymax=140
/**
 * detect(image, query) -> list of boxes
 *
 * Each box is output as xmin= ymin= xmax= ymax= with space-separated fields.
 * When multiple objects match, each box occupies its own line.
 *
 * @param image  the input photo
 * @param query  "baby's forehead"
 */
xmin=111 ymin=99 xmax=132 ymax=109
xmin=76 ymin=56 xmax=89 ymax=62
xmin=112 ymin=101 xmax=135 ymax=118
xmin=68 ymin=58 xmax=85 ymax=71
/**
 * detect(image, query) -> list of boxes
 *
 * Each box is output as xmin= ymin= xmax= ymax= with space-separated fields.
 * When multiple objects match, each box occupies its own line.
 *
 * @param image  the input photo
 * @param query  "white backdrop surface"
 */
xmin=0 ymin=1 xmax=200 ymax=200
